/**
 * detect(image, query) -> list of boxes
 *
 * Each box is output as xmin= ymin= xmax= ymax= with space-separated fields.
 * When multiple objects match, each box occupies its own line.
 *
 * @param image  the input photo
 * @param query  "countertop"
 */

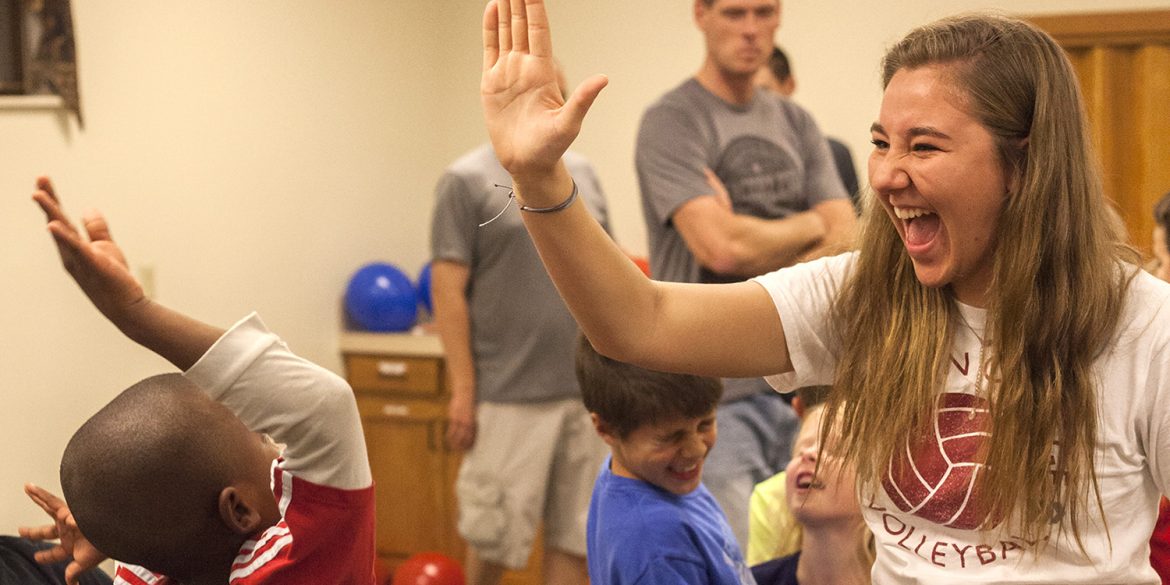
xmin=339 ymin=329 xmax=444 ymax=358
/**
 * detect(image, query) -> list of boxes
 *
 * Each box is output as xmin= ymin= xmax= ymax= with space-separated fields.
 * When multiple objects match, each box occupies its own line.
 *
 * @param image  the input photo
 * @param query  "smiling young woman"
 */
xmin=830 ymin=15 xmax=1136 ymax=559
xmin=481 ymin=2 xmax=1170 ymax=582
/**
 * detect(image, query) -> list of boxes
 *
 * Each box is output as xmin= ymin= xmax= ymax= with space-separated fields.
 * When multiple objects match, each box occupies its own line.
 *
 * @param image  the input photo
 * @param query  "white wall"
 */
xmin=3 ymin=0 xmax=1169 ymax=536
xmin=0 ymin=0 xmax=462 ymax=530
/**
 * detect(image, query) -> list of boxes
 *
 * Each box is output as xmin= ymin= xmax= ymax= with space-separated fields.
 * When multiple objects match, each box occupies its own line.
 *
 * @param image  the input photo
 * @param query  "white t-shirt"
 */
xmin=754 ymin=253 xmax=1170 ymax=584
xmin=112 ymin=314 xmax=376 ymax=585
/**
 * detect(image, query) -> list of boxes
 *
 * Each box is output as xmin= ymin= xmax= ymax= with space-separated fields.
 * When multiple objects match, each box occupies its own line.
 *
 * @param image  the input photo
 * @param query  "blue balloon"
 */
xmin=345 ymin=262 xmax=418 ymax=332
xmin=416 ymin=262 xmax=433 ymax=315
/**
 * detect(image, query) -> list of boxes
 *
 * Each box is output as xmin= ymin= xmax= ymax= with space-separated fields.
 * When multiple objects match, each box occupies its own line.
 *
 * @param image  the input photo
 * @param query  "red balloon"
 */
xmin=629 ymin=255 xmax=651 ymax=277
xmin=391 ymin=552 xmax=466 ymax=585
xmin=374 ymin=557 xmax=394 ymax=585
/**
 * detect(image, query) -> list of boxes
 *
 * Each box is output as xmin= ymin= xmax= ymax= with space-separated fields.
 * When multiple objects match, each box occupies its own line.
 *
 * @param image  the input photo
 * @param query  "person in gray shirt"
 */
xmin=430 ymin=69 xmax=611 ymax=584
xmin=635 ymin=0 xmax=857 ymax=551
xmin=756 ymin=44 xmax=861 ymax=208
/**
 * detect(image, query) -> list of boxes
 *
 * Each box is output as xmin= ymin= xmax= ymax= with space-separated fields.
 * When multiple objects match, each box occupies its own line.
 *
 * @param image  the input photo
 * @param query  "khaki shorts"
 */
xmin=455 ymin=399 xmax=606 ymax=569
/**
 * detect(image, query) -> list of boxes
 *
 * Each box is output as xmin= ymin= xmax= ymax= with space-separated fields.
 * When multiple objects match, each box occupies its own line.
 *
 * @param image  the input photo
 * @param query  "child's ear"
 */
xmin=591 ymin=413 xmax=619 ymax=447
xmin=218 ymin=487 xmax=264 ymax=535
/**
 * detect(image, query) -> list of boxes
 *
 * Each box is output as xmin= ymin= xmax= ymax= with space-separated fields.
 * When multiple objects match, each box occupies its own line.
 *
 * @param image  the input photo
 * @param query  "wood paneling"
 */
xmin=1028 ymin=11 xmax=1170 ymax=256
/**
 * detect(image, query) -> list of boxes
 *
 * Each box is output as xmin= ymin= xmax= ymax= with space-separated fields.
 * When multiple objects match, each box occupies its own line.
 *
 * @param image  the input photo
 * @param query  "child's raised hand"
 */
xmin=32 ymin=177 xmax=147 ymax=325
xmin=480 ymin=0 xmax=607 ymax=182
xmin=20 ymin=484 xmax=108 ymax=585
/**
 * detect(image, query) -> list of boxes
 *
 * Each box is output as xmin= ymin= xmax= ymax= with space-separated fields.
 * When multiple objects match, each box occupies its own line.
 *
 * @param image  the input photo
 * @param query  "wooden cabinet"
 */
xmin=341 ymin=332 xmax=542 ymax=585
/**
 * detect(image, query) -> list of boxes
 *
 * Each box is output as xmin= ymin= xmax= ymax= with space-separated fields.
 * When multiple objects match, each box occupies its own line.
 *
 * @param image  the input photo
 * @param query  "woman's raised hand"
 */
xmin=480 ymin=0 xmax=607 ymax=186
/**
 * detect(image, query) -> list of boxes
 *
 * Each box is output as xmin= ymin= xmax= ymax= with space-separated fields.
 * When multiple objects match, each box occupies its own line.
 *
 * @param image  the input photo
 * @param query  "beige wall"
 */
xmin=0 ymin=0 xmax=465 ymax=531
xmin=2 ymin=0 xmax=1169 ymax=535
xmin=544 ymin=0 xmax=1170 ymax=257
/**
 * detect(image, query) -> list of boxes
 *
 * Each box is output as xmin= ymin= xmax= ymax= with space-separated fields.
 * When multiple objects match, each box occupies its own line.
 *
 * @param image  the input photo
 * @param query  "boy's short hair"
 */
xmin=575 ymin=335 xmax=723 ymax=438
xmin=1155 ymin=190 xmax=1170 ymax=246
xmin=60 ymin=374 xmax=252 ymax=574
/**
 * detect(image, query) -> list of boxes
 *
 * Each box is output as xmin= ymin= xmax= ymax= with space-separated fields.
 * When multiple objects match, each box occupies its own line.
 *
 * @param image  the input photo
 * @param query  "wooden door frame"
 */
xmin=1026 ymin=9 xmax=1170 ymax=46
xmin=1024 ymin=9 xmax=1170 ymax=257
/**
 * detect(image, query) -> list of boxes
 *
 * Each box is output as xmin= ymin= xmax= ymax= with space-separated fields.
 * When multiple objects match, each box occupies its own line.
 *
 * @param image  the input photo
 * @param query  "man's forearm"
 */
xmin=798 ymin=200 xmax=858 ymax=262
xmin=432 ymin=293 xmax=477 ymax=400
xmin=437 ymin=321 xmax=476 ymax=401
xmin=712 ymin=210 xmax=827 ymax=276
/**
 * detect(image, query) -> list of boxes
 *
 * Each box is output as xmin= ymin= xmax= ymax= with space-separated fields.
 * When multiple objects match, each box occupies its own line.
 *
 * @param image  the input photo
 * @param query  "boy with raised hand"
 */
xmin=22 ymin=177 xmax=376 ymax=585
xmin=575 ymin=337 xmax=756 ymax=585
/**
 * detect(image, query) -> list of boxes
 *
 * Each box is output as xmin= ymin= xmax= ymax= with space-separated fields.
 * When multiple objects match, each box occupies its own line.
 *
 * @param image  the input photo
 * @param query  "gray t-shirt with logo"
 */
xmin=636 ymin=79 xmax=848 ymax=401
xmin=430 ymin=144 xmax=610 ymax=403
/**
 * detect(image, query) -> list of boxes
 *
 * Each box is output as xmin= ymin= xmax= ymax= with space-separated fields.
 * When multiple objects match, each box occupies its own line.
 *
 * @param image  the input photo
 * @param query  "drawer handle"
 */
xmin=376 ymin=360 xmax=408 ymax=378
xmin=382 ymin=404 xmax=410 ymax=417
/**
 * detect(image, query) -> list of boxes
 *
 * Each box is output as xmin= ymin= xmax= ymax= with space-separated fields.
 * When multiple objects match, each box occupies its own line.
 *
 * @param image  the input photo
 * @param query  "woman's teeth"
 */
xmin=893 ymin=206 xmax=935 ymax=220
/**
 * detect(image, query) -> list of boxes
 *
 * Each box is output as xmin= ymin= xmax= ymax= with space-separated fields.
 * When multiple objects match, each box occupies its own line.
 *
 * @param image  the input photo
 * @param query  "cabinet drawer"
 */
xmin=346 ymin=354 xmax=442 ymax=398
xmin=356 ymin=396 xmax=446 ymax=421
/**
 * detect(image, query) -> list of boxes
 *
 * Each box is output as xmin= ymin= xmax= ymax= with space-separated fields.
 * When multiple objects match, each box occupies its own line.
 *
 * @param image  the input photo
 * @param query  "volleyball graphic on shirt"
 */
xmin=881 ymin=392 xmax=992 ymax=530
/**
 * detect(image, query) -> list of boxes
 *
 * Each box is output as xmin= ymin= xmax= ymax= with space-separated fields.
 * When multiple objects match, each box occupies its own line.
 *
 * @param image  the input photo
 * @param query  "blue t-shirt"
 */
xmin=587 ymin=456 xmax=757 ymax=585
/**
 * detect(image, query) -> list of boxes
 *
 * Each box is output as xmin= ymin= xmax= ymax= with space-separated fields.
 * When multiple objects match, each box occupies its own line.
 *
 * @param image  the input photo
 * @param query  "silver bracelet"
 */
xmin=519 ymin=180 xmax=578 ymax=213
xmin=478 ymin=180 xmax=579 ymax=228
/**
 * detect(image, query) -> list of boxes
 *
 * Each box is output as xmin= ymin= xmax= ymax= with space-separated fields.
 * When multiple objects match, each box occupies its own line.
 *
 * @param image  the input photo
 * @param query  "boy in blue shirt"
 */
xmin=575 ymin=337 xmax=757 ymax=585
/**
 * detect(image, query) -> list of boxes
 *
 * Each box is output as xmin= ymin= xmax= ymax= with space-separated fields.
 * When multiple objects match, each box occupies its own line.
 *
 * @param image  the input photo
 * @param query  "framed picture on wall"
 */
xmin=0 ymin=0 xmax=23 ymax=94
xmin=1 ymin=0 xmax=83 ymax=125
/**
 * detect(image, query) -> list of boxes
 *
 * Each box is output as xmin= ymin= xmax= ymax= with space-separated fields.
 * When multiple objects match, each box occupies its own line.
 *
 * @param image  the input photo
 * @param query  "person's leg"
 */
xmin=455 ymin=402 xmax=561 ymax=578
xmin=541 ymin=549 xmax=589 ymax=585
xmin=542 ymin=400 xmax=607 ymax=585
xmin=703 ymin=399 xmax=761 ymax=552
xmin=703 ymin=393 xmax=799 ymax=552
xmin=464 ymin=552 xmax=506 ymax=585
xmin=753 ymin=392 xmax=800 ymax=481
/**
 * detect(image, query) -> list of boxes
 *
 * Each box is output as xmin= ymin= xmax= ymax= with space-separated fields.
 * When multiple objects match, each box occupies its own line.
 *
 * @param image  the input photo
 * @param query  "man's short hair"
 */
xmin=1155 ymin=190 xmax=1170 ymax=244
xmin=575 ymin=335 xmax=723 ymax=438
xmin=767 ymin=45 xmax=792 ymax=83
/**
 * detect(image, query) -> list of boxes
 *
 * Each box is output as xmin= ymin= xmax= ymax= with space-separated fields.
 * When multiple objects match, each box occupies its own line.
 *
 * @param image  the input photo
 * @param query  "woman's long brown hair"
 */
xmin=827 ymin=14 xmax=1137 ymax=550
